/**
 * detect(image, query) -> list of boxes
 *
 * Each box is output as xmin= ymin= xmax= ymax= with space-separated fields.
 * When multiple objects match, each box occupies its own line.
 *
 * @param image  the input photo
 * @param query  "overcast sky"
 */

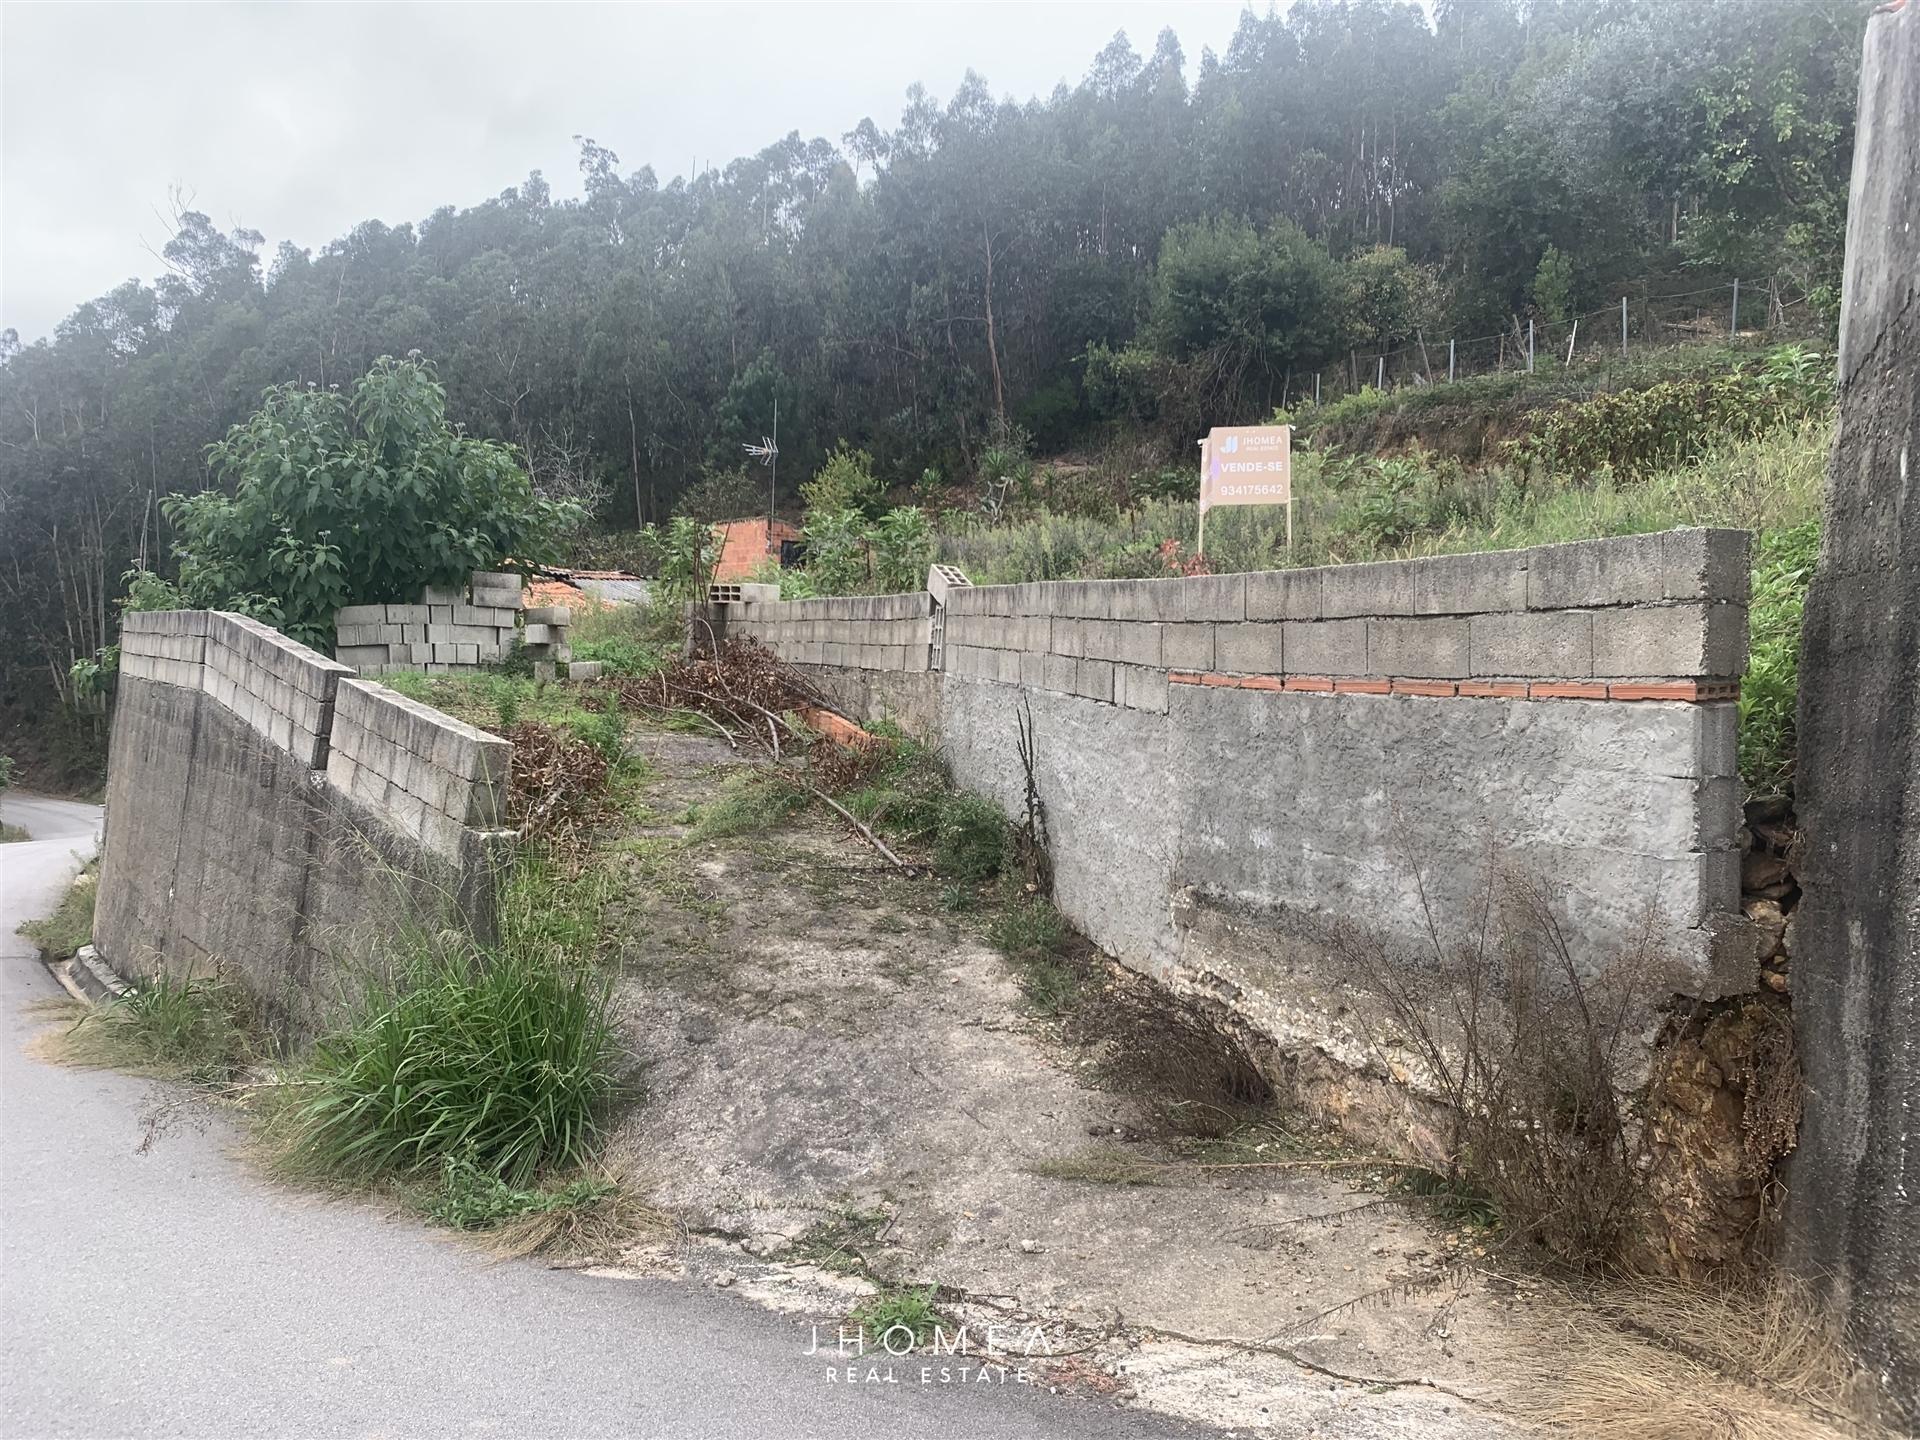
xmin=0 ymin=1 xmax=1253 ymax=343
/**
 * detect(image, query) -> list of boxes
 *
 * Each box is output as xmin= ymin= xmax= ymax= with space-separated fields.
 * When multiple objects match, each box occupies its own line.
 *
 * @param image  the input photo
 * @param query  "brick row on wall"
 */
xmin=119 ymin=609 xmax=513 ymax=860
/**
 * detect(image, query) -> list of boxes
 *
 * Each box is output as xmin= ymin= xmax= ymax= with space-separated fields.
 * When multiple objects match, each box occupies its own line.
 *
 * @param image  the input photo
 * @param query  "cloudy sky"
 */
xmin=1 ymin=1 xmax=1252 ymax=342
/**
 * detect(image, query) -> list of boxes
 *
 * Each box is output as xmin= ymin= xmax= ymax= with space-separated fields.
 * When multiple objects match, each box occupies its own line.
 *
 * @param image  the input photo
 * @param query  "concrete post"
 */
xmin=1790 ymin=10 xmax=1920 ymax=1425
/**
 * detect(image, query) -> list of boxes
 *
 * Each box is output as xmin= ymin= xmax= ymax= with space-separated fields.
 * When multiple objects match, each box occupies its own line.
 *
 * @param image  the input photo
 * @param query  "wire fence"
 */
xmin=1282 ymin=280 xmax=1827 ymax=409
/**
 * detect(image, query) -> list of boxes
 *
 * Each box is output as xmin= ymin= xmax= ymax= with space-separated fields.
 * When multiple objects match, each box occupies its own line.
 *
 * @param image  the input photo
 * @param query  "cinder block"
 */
xmin=335 ymin=644 xmax=388 ymax=668
xmin=568 ymin=660 xmax=604 ymax=682
xmin=469 ymin=587 xmax=522 ymax=611
xmin=1048 ymin=580 xmax=1113 ymax=619
xmin=468 ymin=570 xmax=522 ymax=593
xmin=1161 ymin=623 xmax=1215 ymax=671
xmin=521 ymin=605 xmax=572 ymax=626
xmin=1320 ymin=559 xmax=1417 ymax=618
xmin=1109 ymin=580 xmax=1182 ymax=622
xmin=1085 ymin=621 xmax=1163 ymax=668
xmin=1279 ymin=619 xmax=1367 ymax=675
xmin=1367 ymin=618 xmax=1470 ymax=678
xmin=1525 ymin=533 xmax=1665 ymax=609
xmin=385 ymin=603 xmax=429 ymax=624
xmin=1469 ymin=611 xmax=1594 ymax=676
xmin=335 ymin=604 xmax=386 ymax=626
xmin=1213 ymin=622 xmax=1283 ymax=675
xmin=429 ymin=605 xmax=454 ymax=625
xmin=1042 ymin=653 xmax=1078 ymax=694
xmin=1245 ymin=568 xmax=1322 ymax=622
xmin=1116 ymin=664 xmax=1170 ymax=714
xmin=1661 ymin=528 xmax=1751 ymax=604
xmin=1412 ymin=552 xmax=1527 ymax=615
xmin=1179 ymin=573 xmax=1246 ymax=622
xmin=422 ymin=585 xmax=462 ymax=606
xmin=454 ymin=643 xmax=479 ymax=665
xmin=1051 ymin=618 xmax=1090 ymax=659
xmin=1072 ymin=658 xmax=1114 ymax=703
xmin=1590 ymin=603 xmax=1748 ymax=678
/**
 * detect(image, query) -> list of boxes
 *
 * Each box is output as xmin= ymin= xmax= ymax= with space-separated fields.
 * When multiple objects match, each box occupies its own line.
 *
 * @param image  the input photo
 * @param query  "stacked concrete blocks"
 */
xmin=325 ymin=679 xmax=512 ymax=861
xmin=728 ymin=591 xmax=934 ymax=673
xmin=334 ymin=570 xmax=525 ymax=676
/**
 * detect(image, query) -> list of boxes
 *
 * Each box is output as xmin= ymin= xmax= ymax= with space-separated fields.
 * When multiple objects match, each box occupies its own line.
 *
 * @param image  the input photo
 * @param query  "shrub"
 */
xmin=802 ymin=443 xmax=885 ymax=518
xmin=801 ymin=508 xmax=870 ymax=594
xmin=566 ymin=698 xmax=630 ymax=764
xmin=840 ymin=735 xmax=952 ymax=841
xmin=279 ymin=866 xmax=621 ymax=1186
xmin=869 ymin=506 xmax=933 ymax=593
xmin=169 ymin=357 xmax=576 ymax=649
xmin=933 ymin=792 xmax=1007 ymax=882
xmin=1740 ymin=520 xmax=1820 ymax=799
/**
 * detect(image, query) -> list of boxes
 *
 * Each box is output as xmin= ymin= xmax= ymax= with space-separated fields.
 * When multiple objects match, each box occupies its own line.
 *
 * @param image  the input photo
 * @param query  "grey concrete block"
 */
xmin=469 ymin=570 xmax=522 ymax=592
xmin=1085 ymin=621 xmax=1163 ymax=668
xmin=568 ymin=660 xmax=604 ymax=681
xmin=385 ymin=603 xmax=429 ymax=624
xmin=1110 ymin=580 xmax=1183 ymax=622
xmin=1049 ymin=580 xmax=1114 ymax=619
xmin=1180 ymin=573 xmax=1246 ymax=622
xmin=1279 ymin=619 xmax=1367 ymax=675
xmin=336 ymin=644 xmax=388 ymax=668
xmin=522 ymin=605 xmax=572 ymax=626
xmin=1116 ymin=664 xmax=1170 ymax=714
xmin=421 ymin=585 xmax=462 ymax=606
xmin=1073 ymin=658 xmax=1114 ymax=703
xmin=429 ymin=605 xmax=454 ymax=625
xmin=1162 ymin=623 xmax=1215 ymax=671
xmin=1321 ymin=559 xmax=1417 ymax=617
xmin=1526 ymin=533 xmax=1665 ymax=609
xmin=1244 ymin=568 xmax=1322 ymax=621
xmin=1662 ymin=528 xmax=1751 ymax=604
xmin=1469 ymin=611 xmax=1594 ymax=676
xmin=1591 ymin=603 xmax=1748 ymax=677
xmin=522 ymin=624 xmax=554 ymax=645
xmin=335 ymin=604 xmax=386 ymax=626
xmin=1042 ymin=654 xmax=1078 ymax=694
xmin=1412 ymin=552 xmax=1528 ymax=615
xmin=1213 ymin=622 xmax=1283 ymax=675
xmin=1368 ymin=618 xmax=1470 ymax=678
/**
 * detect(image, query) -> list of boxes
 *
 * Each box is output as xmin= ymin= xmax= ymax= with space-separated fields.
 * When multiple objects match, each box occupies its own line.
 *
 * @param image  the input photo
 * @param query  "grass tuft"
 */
xmin=19 ymin=863 xmax=96 ymax=959
xmin=850 ymin=1285 xmax=945 ymax=1349
xmin=40 ymin=972 xmax=255 ymax=1084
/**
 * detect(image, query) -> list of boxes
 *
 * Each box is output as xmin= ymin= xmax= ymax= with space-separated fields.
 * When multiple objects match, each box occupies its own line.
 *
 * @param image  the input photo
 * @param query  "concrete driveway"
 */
xmin=0 ymin=791 xmax=1201 ymax=1440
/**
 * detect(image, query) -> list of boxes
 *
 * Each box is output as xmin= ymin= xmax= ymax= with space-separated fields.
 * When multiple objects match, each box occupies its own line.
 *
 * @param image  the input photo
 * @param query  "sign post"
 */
xmin=1199 ymin=423 xmax=1293 ymax=558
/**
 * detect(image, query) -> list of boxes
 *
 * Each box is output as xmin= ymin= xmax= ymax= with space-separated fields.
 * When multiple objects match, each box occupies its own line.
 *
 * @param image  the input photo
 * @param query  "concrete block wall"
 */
xmin=325 ymin=680 xmax=511 ymax=861
xmin=729 ymin=591 xmax=933 ymax=673
xmin=97 ymin=609 xmax=514 ymax=1036
xmin=334 ymin=571 xmax=526 ymax=676
xmin=719 ymin=529 xmax=1754 ymax=1133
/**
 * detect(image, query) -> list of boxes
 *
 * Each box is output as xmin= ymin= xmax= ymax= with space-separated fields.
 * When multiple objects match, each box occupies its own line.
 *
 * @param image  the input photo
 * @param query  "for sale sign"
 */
xmin=1201 ymin=425 xmax=1291 ymax=512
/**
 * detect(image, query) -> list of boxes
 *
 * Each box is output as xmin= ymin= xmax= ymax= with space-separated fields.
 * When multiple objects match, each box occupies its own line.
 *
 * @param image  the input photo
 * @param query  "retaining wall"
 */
xmin=726 ymin=528 xmax=1755 ymax=1138
xmin=97 ymin=609 xmax=513 ymax=1036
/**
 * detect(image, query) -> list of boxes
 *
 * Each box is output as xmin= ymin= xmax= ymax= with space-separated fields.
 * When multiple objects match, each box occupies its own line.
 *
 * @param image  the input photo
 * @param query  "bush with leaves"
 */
xmin=801 ymin=443 xmax=885 ymax=518
xmin=640 ymin=515 xmax=719 ymax=604
xmin=869 ymin=506 xmax=933 ymax=593
xmin=801 ymin=508 xmax=870 ymax=593
xmin=166 ymin=357 xmax=578 ymax=649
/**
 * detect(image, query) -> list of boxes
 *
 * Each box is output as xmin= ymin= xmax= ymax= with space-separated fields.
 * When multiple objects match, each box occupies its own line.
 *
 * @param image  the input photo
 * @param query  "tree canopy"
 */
xmin=0 ymin=0 xmax=1865 ymax=738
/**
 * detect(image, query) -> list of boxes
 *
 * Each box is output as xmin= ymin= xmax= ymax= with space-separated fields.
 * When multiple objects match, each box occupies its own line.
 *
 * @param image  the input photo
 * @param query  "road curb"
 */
xmin=62 ymin=945 xmax=131 ymax=1004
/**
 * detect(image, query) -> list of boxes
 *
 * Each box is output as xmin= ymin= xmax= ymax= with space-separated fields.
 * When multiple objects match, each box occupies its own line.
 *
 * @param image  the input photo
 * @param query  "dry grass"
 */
xmin=472 ymin=1179 xmax=676 ymax=1263
xmin=1028 ymin=1145 xmax=1166 ymax=1186
xmin=1522 ymin=1277 xmax=1895 ymax=1440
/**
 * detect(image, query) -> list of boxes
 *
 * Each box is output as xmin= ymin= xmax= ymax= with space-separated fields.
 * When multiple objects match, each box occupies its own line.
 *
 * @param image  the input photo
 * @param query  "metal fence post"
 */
xmin=1376 ymin=355 xmax=1385 ymax=390
xmin=1730 ymin=279 xmax=1740 ymax=337
xmin=1527 ymin=318 xmax=1535 ymax=373
xmin=1621 ymin=296 xmax=1629 ymax=357
xmin=1448 ymin=338 xmax=1456 ymax=383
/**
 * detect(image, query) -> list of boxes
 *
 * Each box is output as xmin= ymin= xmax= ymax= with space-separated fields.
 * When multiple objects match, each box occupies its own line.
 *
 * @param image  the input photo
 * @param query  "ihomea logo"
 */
xmin=809 ymin=1322 xmax=1054 ymax=1386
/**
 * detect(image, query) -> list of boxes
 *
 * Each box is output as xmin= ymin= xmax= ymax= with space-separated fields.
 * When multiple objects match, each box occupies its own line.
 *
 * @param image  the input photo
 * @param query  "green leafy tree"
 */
xmin=1532 ymin=246 xmax=1576 ymax=327
xmin=802 ymin=443 xmax=885 ymax=518
xmin=870 ymin=507 xmax=934 ymax=592
xmin=801 ymin=508 xmax=870 ymax=593
xmin=167 ymin=357 xmax=577 ymax=648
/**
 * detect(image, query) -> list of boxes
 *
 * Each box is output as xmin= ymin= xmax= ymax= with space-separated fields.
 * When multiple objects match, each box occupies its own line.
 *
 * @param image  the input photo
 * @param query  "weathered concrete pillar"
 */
xmin=1790 ymin=10 xmax=1919 ymax=1423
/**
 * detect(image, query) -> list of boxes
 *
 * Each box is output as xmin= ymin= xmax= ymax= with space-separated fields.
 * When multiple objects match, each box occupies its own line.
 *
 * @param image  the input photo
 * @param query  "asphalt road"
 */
xmin=0 ymin=792 xmax=1201 ymax=1440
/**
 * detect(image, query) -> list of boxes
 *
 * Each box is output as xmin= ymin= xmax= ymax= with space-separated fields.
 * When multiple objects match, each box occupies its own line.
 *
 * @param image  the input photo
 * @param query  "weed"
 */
xmin=0 ymin=823 xmax=27 ymax=843
xmin=425 ymin=1151 xmax=615 ymax=1229
xmin=44 ymin=971 xmax=255 ymax=1084
xmin=485 ymin=674 xmax=531 ymax=730
xmin=1029 ymin=1147 xmax=1165 ymax=1186
xmin=838 ymin=735 xmax=952 ymax=841
xmin=851 ymin=1285 xmax=943 ymax=1349
xmin=685 ymin=769 xmax=809 ymax=841
xmin=19 ymin=863 xmax=97 ymax=959
xmin=1740 ymin=520 xmax=1819 ymax=798
xmin=275 ymin=858 xmax=624 ymax=1187
xmin=933 ymin=791 xmax=1008 ymax=882
xmin=938 ymin=883 xmax=975 ymax=913
xmin=567 ymin=697 xmax=630 ymax=764
xmin=791 ymin=1208 xmax=890 ymax=1275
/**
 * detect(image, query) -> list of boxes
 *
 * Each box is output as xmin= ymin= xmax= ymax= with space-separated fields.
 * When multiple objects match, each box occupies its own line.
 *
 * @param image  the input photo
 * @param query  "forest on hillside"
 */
xmin=0 ymin=0 xmax=1865 ymax=764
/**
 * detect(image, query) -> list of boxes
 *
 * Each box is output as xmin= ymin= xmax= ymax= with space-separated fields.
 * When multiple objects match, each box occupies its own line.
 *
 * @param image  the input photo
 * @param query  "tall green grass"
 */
xmin=1740 ymin=520 xmax=1820 ymax=800
xmin=50 ymin=971 xmax=256 ymax=1083
xmin=276 ymin=859 xmax=622 ymax=1187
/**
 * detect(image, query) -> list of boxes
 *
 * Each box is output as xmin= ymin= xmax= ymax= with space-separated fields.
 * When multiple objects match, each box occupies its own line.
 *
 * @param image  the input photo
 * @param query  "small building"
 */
xmin=712 ymin=518 xmax=801 ymax=583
